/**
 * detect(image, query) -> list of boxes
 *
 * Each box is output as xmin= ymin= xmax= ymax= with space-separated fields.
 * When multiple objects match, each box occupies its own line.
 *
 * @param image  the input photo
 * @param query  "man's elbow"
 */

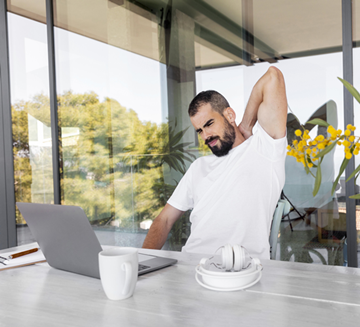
xmin=267 ymin=66 xmax=285 ymax=86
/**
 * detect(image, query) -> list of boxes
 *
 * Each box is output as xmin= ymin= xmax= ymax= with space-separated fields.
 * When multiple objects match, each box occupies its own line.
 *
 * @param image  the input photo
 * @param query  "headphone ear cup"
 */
xmin=221 ymin=244 xmax=233 ymax=271
xmin=240 ymin=246 xmax=246 ymax=269
xmin=233 ymin=245 xmax=247 ymax=271
xmin=232 ymin=244 xmax=242 ymax=271
xmin=199 ymin=258 xmax=209 ymax=268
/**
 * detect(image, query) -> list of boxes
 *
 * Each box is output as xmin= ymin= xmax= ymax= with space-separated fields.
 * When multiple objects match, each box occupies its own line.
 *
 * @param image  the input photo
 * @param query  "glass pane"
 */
xmin=197 ymin=0 xmax=345 ymax=265
xmin=252 ymin=0 xmax=344 ymax=266
xmin=351 ymin=0 xmax=360 ymax=264
xmin=49 ymin=0 xmax=348 ymax=262
xmin=7 ymin=6 xmax=54 ymax=245
xmin=7 ymin=0 xmax=46 ymax=23
xmin=54 ymin=0 xmax=196 ymax=249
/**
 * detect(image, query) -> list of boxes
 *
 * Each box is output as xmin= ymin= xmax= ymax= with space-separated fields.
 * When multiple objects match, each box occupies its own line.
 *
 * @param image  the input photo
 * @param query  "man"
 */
xmin=142 ymin=66 xmax=287 ymax=260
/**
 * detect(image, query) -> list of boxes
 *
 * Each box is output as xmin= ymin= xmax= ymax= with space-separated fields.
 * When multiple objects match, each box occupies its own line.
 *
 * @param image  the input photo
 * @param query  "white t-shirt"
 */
xmin=167 ymin=124 xmax=287 ymax=260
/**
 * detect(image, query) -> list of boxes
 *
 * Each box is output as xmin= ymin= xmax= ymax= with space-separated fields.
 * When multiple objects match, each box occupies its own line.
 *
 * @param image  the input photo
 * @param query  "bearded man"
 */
xmin=142 ymin=66 xmax=288 ymax=260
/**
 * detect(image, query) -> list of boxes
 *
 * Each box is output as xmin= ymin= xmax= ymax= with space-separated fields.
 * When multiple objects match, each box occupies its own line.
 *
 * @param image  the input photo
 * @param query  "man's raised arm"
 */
xmin=142 ymin=203 xmax=184 ymax=249
xmin=239 ymin=66 xmax=287 ymax=140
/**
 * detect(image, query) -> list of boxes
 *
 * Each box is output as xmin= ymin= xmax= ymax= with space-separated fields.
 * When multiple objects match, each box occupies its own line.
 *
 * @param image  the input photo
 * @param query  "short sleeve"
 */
xmin=253 ymin=123 xmax=287 ymax=162
xmin=167 ymin=164 xmax=194 ymax=211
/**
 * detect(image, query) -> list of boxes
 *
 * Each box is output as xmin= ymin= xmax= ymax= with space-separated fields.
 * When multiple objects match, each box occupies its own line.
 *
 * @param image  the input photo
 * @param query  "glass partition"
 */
xmin=198 ymin=0 xmax=345 ymax=265
xmin=351 ymin=0 xmax=360 ymax=263
xmin=5 ymin=0 xmax=351 ymax=263
xmin=53 ymin=0 xmax=197 ymax=249
xmin=7 ymin=0 xmax=54 ymax=245
xmin=252 ymin=0 xmax=344 ymax=265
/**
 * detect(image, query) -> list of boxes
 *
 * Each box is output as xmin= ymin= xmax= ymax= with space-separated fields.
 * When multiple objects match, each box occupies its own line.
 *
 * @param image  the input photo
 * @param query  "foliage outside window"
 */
xmin=12 ymin=91 xmax=201 ymax=249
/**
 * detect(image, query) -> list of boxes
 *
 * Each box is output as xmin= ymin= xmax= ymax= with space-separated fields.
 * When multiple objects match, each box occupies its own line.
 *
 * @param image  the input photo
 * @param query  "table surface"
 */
xmin=1 ymin=243 xmax=360 ymax=327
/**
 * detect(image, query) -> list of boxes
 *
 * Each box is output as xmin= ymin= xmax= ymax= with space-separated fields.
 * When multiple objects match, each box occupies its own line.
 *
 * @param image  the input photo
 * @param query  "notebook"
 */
xmin=16 ymin=202 xmax=177 ymax=279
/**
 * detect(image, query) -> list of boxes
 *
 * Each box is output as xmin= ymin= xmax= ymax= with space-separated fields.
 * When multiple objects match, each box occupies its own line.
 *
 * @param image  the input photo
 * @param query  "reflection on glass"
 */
xmin=352 ymin=0 xmax=360 ymax=265
xmin=248 ymin=1 xmax=345 ymax=266
xmin=53 ymin=0 xmax=198 ymax=249
xmin=7 ymin=0 xmax=46 ymax=23
xmin=196 ymin=0 xmax=345 ymax=266
xmin=8 ymin=11 xmax=53 ymax=244
xmin=6 ymin=0 xmax=350 ymax=261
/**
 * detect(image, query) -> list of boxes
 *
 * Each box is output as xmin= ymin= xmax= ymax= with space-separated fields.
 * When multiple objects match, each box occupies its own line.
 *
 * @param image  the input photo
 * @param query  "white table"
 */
xmin=1 ymin=243 xmax=360 ymax=327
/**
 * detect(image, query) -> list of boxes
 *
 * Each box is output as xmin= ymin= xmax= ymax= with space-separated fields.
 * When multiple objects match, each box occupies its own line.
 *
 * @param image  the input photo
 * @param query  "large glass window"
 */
xmin=251 ymin=0 xmax=345 ymax=265
xmin=351 ymin=0 xmax=360 ymax=262
xmin=7 ymin=1 xmax=54 ymax=245
xmin=53 ymin=0 xmax=197 ymax=249
xmin=6 ymin=0 xmax=354 ymax=264
xmin=197 ymin=0 xmax=345 ymax=265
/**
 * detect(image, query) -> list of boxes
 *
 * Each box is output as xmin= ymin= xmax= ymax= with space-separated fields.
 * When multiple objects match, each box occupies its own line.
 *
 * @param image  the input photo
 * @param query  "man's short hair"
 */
xmin=188 ymin=90 xmax=230 ymax=117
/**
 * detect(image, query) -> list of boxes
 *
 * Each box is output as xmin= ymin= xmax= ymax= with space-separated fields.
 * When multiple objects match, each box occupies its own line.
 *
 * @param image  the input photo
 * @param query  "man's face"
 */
xmin=190 ymin=103 xmax=236 ymax=157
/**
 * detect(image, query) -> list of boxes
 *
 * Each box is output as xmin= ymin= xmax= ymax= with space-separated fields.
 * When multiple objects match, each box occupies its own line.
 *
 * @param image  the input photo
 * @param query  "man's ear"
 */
xmin=224 ymin=107 xmax=236 ymax=124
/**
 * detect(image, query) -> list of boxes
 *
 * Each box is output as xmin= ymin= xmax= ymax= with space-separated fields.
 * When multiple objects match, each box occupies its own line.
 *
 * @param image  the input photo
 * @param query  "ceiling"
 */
xmin=203 ymin=0 xmax=342 ymax=56
xmin=6 ymin=0 xmax=353 ymax=68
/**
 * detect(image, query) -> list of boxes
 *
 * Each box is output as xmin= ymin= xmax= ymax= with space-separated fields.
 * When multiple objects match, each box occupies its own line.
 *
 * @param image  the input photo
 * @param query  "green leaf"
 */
xmin=338 ymin=77 xmax=360 ymax=104
xmin=172 ymin=153 xmax=185 ymax=166
xmin=306 ymin=155 xmax=318 ymax=168
xmin=304 ymin=155 xmax=312 ymax=176
xmin=355 ymin=172 xmax=360 ymax=184
xmin=171 ymin=142 xmax=192 ymax=151
xmin=331 ymin=158 xmax=349 ymax=195
xmin=164 ymin=156 xmax=176 ymax=169
xmin=349 ymin=194 xmax=360 ymax=199
xmin=346 ymin=163 xmax=360 ymax=182
xmin=170 ymin=127 xmax=190 ymax=146
xmin=315 ymin=140 xmax=338 ymax=158
xmin=313 ymin=162 xmax=322 ymax=196
xmin=182 ymin=153 xmax=196 ymax=162
xmin=306 ymin=118 xmax=330 ymax=127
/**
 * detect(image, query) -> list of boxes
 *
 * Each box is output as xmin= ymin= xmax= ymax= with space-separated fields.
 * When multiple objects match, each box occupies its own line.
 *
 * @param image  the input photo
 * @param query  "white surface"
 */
xmin=0 ymin=243 xmax=45 ymax=270
xmin=1 ymin=243 xmax=360 ymax=326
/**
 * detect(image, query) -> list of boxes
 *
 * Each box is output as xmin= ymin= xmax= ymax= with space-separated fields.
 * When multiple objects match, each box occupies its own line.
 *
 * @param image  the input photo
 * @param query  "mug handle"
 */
xmin=122 ymin=262 xmax=132 ymax=296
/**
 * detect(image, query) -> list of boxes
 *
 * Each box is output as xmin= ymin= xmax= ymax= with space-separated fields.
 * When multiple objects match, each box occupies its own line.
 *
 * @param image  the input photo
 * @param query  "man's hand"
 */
xmin=142 ymin=203 xmax=184 ymax=249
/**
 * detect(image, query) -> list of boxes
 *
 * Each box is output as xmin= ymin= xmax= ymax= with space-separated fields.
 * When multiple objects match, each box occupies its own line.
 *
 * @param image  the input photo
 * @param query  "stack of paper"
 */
xmin=0 ymin=247 xmax=46 ymax=271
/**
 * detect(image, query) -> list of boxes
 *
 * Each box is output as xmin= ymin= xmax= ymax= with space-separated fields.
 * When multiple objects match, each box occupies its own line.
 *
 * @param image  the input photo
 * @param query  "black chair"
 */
xmin=281 ymin=191 xmax=306 ymax=232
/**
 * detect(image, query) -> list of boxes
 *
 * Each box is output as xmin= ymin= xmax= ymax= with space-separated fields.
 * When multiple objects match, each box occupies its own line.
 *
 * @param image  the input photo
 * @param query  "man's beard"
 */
xmin=205 ymin=119 xmax=236 ymax=157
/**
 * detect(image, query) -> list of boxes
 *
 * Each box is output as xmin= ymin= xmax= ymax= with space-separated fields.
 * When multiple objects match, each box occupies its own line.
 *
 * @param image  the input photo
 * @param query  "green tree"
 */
xmin=12 ymin=90 xmax=203 ymax=249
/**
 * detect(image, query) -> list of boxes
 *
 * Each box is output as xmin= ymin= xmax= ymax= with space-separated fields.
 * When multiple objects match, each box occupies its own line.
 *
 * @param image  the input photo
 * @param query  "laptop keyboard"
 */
xmin=139 ymin=263 xmax=150 ymax=272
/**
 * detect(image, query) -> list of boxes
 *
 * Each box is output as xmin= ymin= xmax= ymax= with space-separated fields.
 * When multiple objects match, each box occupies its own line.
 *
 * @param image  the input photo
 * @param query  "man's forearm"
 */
xmin=142 ymin=203 xmax=184 ymax=249
xmin=142 ymin=217 xmax=171 ymax=249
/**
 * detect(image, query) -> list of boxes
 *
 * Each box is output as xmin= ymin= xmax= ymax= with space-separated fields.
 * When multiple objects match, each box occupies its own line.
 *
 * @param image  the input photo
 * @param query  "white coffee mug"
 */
xmin=99 ymin=247 xmax=138 ymax=300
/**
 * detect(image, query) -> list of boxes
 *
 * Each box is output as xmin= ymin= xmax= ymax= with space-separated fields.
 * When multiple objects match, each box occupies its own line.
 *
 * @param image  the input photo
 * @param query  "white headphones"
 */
xmin=195 ymin=244 xmax=262 ymax=291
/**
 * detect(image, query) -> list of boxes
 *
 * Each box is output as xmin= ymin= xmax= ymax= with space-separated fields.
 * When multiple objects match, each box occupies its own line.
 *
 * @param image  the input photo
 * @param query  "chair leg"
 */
xmin=281 ymin=191 xmax=306 ymax=232
xmin=282 ymin=212 xmax=293 ymax=232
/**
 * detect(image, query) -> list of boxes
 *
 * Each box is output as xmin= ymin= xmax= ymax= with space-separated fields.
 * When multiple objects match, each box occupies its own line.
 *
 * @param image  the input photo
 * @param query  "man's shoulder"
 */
xmin=193 ymin=153 xmax=217 ymax=164
xmin=185 ymin=153 xmax=218 ymax=174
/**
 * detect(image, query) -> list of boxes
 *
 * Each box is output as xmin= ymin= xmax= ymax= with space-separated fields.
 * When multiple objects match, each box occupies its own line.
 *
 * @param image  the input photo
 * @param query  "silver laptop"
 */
xmin=16 ymin=202 xmax=177 ymax=279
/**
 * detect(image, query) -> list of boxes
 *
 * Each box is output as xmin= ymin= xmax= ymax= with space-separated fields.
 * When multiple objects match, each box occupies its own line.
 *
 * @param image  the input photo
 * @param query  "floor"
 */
xmin=275 ymin=214 xmax=360 ymax=266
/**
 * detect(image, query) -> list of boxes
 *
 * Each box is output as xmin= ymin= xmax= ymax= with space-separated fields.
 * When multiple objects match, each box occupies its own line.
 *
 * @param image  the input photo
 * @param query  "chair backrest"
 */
xmin=269 ymin=199 xmax=291 ymax=260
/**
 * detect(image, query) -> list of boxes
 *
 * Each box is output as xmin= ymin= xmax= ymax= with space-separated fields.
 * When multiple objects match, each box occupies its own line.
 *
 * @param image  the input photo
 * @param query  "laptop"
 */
xmin=16 ymin=202 xmax=177 ymax=279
